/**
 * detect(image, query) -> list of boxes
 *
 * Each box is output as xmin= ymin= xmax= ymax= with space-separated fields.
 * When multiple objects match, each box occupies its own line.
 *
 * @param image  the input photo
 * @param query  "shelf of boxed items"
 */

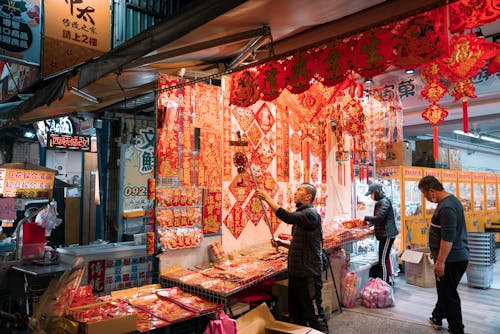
xmin=160 ymin=244 xmax=288 ymax=314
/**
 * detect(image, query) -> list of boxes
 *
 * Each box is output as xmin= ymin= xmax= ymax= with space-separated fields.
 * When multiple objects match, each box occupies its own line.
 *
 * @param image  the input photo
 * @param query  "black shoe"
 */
xmin=429 ymin=316 xmax=443 ymax=330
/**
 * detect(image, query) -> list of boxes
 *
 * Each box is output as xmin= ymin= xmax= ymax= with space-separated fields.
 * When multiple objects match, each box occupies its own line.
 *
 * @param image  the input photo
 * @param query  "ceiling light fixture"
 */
xmin=453 ymin=129 xmax=479 ymax=138
xmin=405 ymin=69 xmax=415 ymax=74
xmin=454 ymin=129 xmax=500 ymax=144
xmin=23 ymin=130 xmax=35 ymax=139
xmin=68 ymin=86 xmax=101 ymax=104
xmin=479 ymin=135 xmax=500 ymax=144
xmin=364 ymin=78 xmax=373 ymax=84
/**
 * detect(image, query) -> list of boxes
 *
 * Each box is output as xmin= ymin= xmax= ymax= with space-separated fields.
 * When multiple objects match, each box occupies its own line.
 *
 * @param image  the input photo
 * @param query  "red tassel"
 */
xmin=433 ymin=125 xmax=439 ymax=161
xmin=359 ymin=164 xmax=364 ymax=181
xmin=366 ymin=162 xmax=369 ymax=183
xmin=462 ymin=98 xmax=469 ymax=133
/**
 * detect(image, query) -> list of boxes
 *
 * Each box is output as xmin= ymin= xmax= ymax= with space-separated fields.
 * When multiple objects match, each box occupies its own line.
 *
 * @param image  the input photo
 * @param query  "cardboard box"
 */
xmin=378 ymin=141 xmax=412 ymax=167
xmin=236 ymin=303 xmax=324 ymax=334
xmin=69 ymin=302 xmax=137 ymax=334
xmin=401 ymin=248 xmax=436 ymax=288
xmin=272 ymin=278 xmax=337 ymax=319
xmin=448 ymin=148 xmax=462 ymax=170
xmin=414 ymin=140 xmax=449 ymax=168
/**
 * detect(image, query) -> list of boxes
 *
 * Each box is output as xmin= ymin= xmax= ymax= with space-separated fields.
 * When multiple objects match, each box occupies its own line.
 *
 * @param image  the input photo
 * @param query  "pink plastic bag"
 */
xmin=341 ymin=271 xmax=358 ymax=307
xmin=203 ymin=310 xmax=237 ymax=334
xmin=360 ymin=277 xmax=395 ymax=308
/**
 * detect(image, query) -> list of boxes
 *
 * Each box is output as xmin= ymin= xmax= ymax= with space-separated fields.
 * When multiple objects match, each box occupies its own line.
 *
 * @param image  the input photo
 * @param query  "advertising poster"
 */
xmin=43 ymin=0 xmax=111 ymax=77
xmin=0 ymin=0 xmax=41 ymax=65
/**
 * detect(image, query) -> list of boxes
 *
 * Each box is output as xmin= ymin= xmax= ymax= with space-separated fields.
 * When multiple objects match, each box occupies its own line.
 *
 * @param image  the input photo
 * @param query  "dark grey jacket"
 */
xmin=275 ymin=204 xmax=323 ymax=277
xmin=364 ymin=196 xmax=399 ymax=240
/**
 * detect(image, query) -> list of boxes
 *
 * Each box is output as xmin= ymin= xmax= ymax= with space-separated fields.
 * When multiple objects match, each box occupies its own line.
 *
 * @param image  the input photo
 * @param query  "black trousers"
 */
xmin=377 ymin=237 xmax=395 ymax=283
xmin=432 ymin=260 xmax=468 ymax=334
xmin=288 ymin=275 xmax=329 ymax=333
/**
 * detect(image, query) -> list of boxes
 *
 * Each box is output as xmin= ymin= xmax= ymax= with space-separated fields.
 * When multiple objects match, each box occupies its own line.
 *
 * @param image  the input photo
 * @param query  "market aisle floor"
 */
xmin=328 ymin=248 xmax=500 ymax=334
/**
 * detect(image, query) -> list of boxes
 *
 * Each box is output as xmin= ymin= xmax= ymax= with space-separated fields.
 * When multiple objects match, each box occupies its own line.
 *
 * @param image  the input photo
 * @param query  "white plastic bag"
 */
xmin=35 ymin=201 xmax=61 ymax=234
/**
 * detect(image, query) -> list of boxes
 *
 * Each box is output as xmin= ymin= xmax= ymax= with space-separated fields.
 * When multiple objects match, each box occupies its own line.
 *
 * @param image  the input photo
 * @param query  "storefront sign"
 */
xmin=88 ymin=259 xmax=105 ymax=293
xmin=0 ymin=0 xmax=41 ymax=65
xmin=42 ymin=0 xmax=110 ymax=77
xmin=1 ymin=168 xmax=55 ymax=198
xmin=48 ymin=133 xmax=90 ymax=151
xmin=122 ymin=120 xmax=154 ymax=213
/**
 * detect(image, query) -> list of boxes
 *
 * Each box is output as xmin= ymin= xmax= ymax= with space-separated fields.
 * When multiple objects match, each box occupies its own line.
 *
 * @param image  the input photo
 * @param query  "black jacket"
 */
xmin=275 ymin=204 xmax=323 ymax=277
xmin=364 ymin=196 xmax=399 ymax=240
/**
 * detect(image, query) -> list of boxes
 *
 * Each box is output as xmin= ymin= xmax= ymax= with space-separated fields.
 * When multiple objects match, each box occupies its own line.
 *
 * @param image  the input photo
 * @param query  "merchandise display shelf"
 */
xmin=160 ymin=268 xmax=287 ymax=313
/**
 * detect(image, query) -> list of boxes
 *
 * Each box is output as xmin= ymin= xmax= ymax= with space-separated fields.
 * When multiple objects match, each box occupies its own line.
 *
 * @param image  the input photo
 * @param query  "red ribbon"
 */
xmin=433 ymin=125 xmax=439 ymax=161
xmin=462 ymin=98 xmax=469 ymax=133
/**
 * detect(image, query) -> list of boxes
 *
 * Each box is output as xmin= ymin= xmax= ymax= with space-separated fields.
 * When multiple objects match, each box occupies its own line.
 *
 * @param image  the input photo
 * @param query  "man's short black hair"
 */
xmin=418 ymin=175 xmax=444 ymax=192
xmin=302 ymin=182 xmax=317 ymax=202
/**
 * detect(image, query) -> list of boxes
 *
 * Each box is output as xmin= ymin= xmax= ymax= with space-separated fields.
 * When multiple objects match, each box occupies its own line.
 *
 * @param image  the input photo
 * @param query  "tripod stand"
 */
xmin=322 ymin=249 xmax=343 ymax=313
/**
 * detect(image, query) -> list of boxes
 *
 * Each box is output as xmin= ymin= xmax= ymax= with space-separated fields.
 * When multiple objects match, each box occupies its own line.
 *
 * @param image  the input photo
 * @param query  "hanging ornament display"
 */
xmin=421 ymin=103 xmax=449 ymax=161
xmin=439 ymin=34 xmax=499 ymax=132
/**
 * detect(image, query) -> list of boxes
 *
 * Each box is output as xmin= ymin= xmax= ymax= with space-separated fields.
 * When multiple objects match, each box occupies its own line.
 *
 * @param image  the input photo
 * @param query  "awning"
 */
xmin=0 ymin=0 xmax=455 ymax=128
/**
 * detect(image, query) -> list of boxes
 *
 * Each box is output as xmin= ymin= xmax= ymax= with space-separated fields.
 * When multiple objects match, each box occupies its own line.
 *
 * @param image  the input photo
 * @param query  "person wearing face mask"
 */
xmin=418 ymin=175 xmax=469 ymax=334
xmin=255 ymin=183 xmax=329 ymax=334
xmin=363 ymin=183 xmax=399 ymax=284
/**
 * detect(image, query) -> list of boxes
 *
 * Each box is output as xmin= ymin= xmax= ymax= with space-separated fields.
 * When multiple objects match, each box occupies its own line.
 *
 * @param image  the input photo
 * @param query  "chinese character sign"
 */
xmin=42 ymin=0 xmax=110 ymax=77
xmin=0 ymin=0 xmax=41 ymax=65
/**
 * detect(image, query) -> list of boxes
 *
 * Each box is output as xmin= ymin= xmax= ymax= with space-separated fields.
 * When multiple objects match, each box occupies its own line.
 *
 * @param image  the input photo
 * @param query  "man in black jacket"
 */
xmin=256 ymin=183 xmax=329 ymax=333
xmin=364 ymin=183 xmax=399 ymax=284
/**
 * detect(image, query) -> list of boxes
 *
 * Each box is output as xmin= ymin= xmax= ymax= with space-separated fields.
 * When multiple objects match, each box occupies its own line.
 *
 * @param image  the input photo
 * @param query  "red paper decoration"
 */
xmin=449 ymin=0 xmax=500 ymax=34
xmin=257 ymin=61 xmax=286 ymax=101
xmin=284 ymin=51 xmax=316 ymax=94
xmin=351 ymin=27 xmax=395 ymax=79
xmin=422 ymin=103 xmax=449 ymax=160
xmin=230 ymin=69 xmax=260 ymax=107
xmin=392 ymin=7 xmax=449 ymax=70
xmin=420 ymin=81 xmax=448 ymax=103
xmin=315 ymin=42 xmax=350 ymax=87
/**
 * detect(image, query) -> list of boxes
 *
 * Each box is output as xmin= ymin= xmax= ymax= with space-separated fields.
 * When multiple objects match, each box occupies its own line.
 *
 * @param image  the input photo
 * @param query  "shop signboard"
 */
xmin=1 ymin=168 xmax=55 ymax=198
xmin=42 ymin=0 xmax=111 ymax=77
xmin=122 ymin=119 xmax=154 ymax=214
xmin=48 ymin=133 xmax=91 ymax=151
xmin=0 ymin=0 xmax=41 ymax=66
xmin=0 ymin=61 xmax=39 ymax=103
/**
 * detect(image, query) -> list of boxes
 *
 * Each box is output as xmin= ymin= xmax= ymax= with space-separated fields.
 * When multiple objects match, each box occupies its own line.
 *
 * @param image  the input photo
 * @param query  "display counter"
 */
xmin=57 ymin=242 xmax=153 ymax=294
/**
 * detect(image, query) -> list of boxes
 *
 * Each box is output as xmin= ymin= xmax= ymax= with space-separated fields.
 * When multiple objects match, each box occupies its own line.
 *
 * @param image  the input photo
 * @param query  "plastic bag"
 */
xmin=35 ymin=201 xmax=61 ymax=234
xmin=360 ymin=277 xmax=395 ymax=308
xmin=202 ymin=310 xmax=236 ymax=334
xmin=341 ymin=271 xmax=358 ymax=307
